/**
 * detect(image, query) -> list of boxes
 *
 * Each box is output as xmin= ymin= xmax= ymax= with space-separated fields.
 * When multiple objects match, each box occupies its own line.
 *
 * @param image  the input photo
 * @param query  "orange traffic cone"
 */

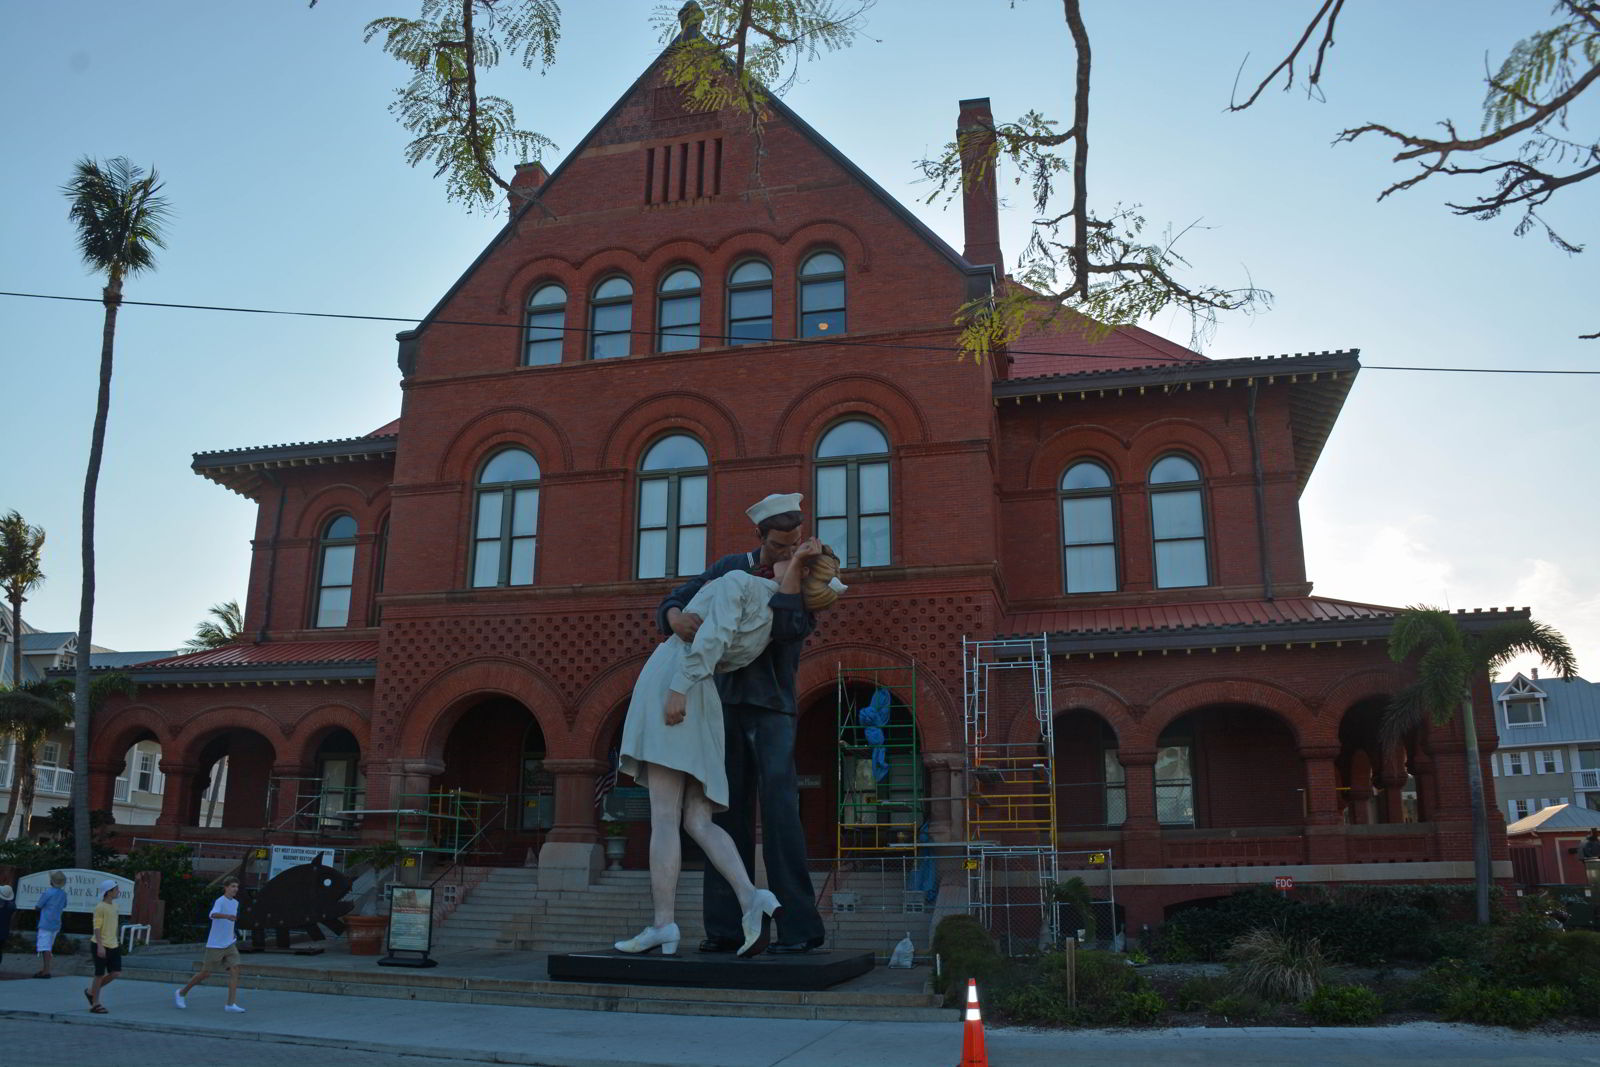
xmin=959 ymin=978 xmax=989 ymax=1066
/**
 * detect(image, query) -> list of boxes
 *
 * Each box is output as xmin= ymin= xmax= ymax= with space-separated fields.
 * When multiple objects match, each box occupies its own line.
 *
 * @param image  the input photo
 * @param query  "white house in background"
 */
xmin=1491 ymin=671 xmax=1600 ymax=822
xmin=0 ymin=614 xmax=224 ymax=837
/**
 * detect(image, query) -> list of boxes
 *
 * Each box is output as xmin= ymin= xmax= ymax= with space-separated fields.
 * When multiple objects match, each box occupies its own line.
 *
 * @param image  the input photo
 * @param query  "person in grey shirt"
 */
xmin=657 ymin=492 xmax=828 ymax=954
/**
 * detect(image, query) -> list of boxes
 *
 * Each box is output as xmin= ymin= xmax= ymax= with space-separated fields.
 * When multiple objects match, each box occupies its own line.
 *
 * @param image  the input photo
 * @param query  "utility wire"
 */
xmin=4 ymin=289 xmax=1597 ymax=374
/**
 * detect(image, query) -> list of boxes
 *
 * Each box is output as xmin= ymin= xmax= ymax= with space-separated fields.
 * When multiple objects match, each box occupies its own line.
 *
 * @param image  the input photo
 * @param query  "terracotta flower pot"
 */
xmin=345 ymin=914 xmax=387 ymax=956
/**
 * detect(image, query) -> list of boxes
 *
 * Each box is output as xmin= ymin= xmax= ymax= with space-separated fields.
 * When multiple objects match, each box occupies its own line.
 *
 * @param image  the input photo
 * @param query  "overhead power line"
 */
xmin=3 ymin=289 xmax=1597 ymax=375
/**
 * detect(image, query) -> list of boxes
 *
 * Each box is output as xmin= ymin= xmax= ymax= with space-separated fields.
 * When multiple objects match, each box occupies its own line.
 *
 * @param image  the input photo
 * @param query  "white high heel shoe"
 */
xmin=615 ymin=922 xmax=680 ymax=955
xmin=738 ymin=890 xmax=782 ymax=958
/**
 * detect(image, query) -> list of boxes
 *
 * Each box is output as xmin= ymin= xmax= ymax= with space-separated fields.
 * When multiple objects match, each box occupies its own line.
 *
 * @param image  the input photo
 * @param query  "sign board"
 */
xmin=386 ymin=885 xmax=434 ymax=952
xmin=270 ymin=846 xmax=336 ymax=881
xmin=796 ymin=775 xmax=822 ymax=790
xmin=1087 ymin=852 xmax=1107 ymax=866
xmin=17 ymin=869 xmax=134 ymax=915
xmin=1274 ymin=875 xmax=1295 ymax=891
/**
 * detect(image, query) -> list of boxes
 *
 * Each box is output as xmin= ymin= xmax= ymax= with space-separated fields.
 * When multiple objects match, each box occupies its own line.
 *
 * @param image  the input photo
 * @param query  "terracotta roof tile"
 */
xmin=1001 ymin=596 xmax=1404 ymax=638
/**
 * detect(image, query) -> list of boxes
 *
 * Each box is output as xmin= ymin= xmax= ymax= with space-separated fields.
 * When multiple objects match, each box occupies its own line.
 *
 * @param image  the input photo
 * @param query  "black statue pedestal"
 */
xmin=547 ymin=948 xmax=873 ymax=991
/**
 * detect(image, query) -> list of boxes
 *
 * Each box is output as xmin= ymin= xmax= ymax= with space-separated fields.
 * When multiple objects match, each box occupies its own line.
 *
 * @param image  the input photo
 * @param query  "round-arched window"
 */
xmin=1060 ymin=461 xmax=1116 ymax=593
xmin=314 ymin=515 xmax=359 ymax=628
xmin=728 ymin=259 xmax=773 ymax=344
xmin=815 ymin=419 xmax=889 ymax=567
xmin=1148 ymin=454 xmax=1208 ymax=588
xmin=524 ymin=283 xmax=566 ymax=365
xmin=799 ymin=251 xmax=846 ymax=337
xmin=637 ymin=434 xmax=708 ymax=579
xmin=590 ymin=276 xmax=633 ymax=359
xmin=472 ymin=448 xmax=541 ymax=587
xmin=657 ymin=268 xmax=701 ymax=352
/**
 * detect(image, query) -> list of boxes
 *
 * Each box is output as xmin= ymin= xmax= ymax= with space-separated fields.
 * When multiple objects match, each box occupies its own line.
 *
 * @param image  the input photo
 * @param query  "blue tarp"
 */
xmin=860 ymin=687 xmax=892 ymax=782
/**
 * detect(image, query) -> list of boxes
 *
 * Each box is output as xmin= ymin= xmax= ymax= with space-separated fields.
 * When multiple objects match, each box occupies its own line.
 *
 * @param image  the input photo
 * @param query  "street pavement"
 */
xmin=7 ymin=972 xmax=1600 ymax=1066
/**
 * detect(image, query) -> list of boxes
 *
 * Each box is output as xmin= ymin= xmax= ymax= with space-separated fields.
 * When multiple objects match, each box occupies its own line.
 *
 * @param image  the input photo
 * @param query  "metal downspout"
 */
xmin=1247 ymin=381 xmax=1276 ymax=600
xmin=256 ymin=471 xmax=287 ymax=643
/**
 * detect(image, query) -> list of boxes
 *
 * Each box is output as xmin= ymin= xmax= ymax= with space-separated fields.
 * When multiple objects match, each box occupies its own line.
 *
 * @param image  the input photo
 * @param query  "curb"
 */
xmin=0 ymin=1008 xmax=647 ymax=1067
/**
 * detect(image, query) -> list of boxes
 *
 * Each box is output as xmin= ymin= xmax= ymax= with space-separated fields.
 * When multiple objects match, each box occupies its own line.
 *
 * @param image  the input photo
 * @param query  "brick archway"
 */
xmin=398 ymin=656 xmax=570 ymax=765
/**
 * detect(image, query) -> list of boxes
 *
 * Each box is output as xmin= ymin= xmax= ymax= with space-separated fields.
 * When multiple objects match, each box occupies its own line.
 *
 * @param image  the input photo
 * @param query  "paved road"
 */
xmin=6 ymin=975 xmax=1600 ymax=1066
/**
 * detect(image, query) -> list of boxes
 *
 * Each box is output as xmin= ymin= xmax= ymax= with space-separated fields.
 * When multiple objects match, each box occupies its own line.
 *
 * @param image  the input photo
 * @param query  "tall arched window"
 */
xmin=1148 ymin=454 xmax=1209 ymax=588
xmin=799 ymin=251 xmax=846 ymax=337
xmin=637 ymin=434 xmax=708 ymax=579
xmin=589 ymin=276 xmax=633 ymax=359
xmin=815 ymin=419 xmax=890 ymax=567
xmin=523 ymin=283 xmax=566 ymax=365
xmin=369 ymin=516 xmax=390 ymax=626
xmin=727 ymin=259 xmax=773 ymax=344
xmin=314 ymin=514 xmax=358 ymax=628
xmin=471 ymin=448 xmax=540 ymax=587
xmin=657 ymin=268 xmax=701 ymax=352
xmin=1060 ymin=461 xmax=1117 ymax=593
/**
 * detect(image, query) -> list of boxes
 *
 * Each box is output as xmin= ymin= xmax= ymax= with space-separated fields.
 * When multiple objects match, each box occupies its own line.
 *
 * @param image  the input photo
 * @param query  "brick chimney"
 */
xmin=957 ymin=98 xmax=1003 ymax=272
xmin=509 ymin=161 xmax=548 ymax=219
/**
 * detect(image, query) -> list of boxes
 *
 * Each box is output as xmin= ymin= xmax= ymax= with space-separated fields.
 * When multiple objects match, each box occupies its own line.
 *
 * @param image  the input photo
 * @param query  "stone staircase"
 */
xmin=434 ymin=865 xmax=935 ymax=959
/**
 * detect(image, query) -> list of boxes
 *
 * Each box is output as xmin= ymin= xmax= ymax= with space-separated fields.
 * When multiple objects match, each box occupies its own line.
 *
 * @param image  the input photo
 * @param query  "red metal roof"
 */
xmin=134 ymin=641 xmax=380 ymax=669
xmin=1007 ymin=318 xmax=1207 ymax=380
xmin=1002 ymin=596 xmax=1403 ymax=638
xmin=366 ymin=419 xmax=400 ymax=438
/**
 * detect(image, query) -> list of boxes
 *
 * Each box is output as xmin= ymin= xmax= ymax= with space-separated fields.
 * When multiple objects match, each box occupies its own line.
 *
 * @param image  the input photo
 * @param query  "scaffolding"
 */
xmin=962 ymin=634 xmax=1061 ymax=951
xmin=835 ymin=662 xmax=922 ymax=855
xmin=394 ymin=790 xmax=509 ymax=862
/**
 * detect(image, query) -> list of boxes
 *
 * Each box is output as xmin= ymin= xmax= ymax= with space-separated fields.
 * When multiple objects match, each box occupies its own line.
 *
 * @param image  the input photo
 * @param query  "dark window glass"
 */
xmin=800 ymin=252 xmax=846 ymax=337
xmin=1061 ymin=461 xmax=1117 ymax=593
xmin=727 ymin=259 xmax=773 ymax=344
xmin=814 ymin=419 xmax=889 ymax=567
xmin=472 ymin=448 xmax=540 ymax=588
xmin=315 ymin=515 xmax=359 ymax=628
xmin=590 ymin=276 xmax=633 ymax=359
xmin=1149 ymin=454 xmax=1208 ymax=588
xmin=638 ymin=434 xmax=709 ymax=579
xmin=524 ymin=284 xmax=566 ymax=365
xmin=657 ymin=268 xmax=701 ymax=352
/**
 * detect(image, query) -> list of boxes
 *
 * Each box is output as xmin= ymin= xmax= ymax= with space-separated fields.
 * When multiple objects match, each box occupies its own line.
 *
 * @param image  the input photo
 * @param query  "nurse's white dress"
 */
xmin=619 ymin=569 xmax=780 ymax=811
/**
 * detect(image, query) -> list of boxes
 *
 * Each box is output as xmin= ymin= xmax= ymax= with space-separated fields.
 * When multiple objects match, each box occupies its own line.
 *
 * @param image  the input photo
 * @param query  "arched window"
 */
xmin=727 ymin=259 xmax=773 ymax=344
xmin=637 ymin=434 xmax=708 ymax=579
xmin=815 ymin=419 xmax=890 ymax=567
xmin=1060 ymin=461 xmax=1117 ymax=593
xmin=799 ymin=251 xmax=846 ymax=337
xmin=369 ymin=516 xmax=390 ymax=626
xmin=657 ymin=268 xmax=701 ymax=352
xmin=471 ymin=448 xmax=540 ymax=587
xmin=1148 ymin=454 xmax=1208 ymax=588
xmin=589 ymin=276 xmax=633 ymax=359
xmin=314 ymin=514 xmax=358 ymax=628
xmin=523 ymin=283 xmax=566 ymax=365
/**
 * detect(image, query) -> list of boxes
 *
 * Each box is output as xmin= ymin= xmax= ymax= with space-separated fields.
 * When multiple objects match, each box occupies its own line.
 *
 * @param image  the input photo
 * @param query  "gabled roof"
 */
xmin=89 ymin=650 xmax=177 ymax=669
xmin=403 ymin=35 xmax=993 ymax=345
xmin=1008 ymin=317 xmax=1208 ymax=378
xmin=1491 ymin=674 xmax=1600 ymax=746
xmin=193 ymin=421 xmax=398 ymax=499
xmin=1508 ymin=802 xmax=1600 ymax=835
xmin=1001 ymin=597 xmax=1529 ymax=657
xmin=20 ymin=631 xmax=75 ymax=652
xmin=116 ymin=641 xmax=380 ymax=687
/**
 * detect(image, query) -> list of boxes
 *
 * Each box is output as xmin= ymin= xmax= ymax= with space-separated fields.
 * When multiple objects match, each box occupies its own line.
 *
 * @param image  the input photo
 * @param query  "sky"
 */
xmin=1 ymin=1 xmax=1595 ymax=679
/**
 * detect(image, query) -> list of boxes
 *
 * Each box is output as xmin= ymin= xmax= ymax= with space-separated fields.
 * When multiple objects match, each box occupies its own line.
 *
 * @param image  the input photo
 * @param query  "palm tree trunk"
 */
xmin=16 ymin=735 xmax=39 ymax=839
xmin=2 ymin=739 xmax=23 ymax=839
xmin=72 ymin=277 xmax=120 ymax=866
xmin=1460 ymin=693 xmax=1492 ymax=924
xmin=4 ymin=590 xmax=26 ymax=839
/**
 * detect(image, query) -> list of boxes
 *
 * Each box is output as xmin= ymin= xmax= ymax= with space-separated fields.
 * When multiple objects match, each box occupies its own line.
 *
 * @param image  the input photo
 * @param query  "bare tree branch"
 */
xmin=1228 ymin=0 xmax=1345 ymax=111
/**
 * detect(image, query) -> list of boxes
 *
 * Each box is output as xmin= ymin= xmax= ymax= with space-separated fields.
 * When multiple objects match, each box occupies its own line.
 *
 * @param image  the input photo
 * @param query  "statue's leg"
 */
xmin=682 ymin=779 xmax=755 ymax=910
xmin=749 ymin=709 xmax=826 ymax=945
xmin=704 ymin=708 xmax=756 ymax=944
xmin=646 ymin=763 xmax=688 ymax=929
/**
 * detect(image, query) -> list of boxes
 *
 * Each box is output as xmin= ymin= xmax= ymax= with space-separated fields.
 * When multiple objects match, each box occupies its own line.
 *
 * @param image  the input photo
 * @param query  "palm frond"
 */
xmin=62 ymin=156 xmax=171 ymax=278
xmin=1475 ymin=619 xmax=1580 ymax=679
xmin=182 ymin=599 xmax=243 ymax=652
xmin=1387 ymin=606 xmax=1460 ymax=665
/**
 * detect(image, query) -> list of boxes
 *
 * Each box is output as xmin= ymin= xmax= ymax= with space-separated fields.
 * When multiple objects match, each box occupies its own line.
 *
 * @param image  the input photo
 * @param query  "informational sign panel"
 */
xmin=270 ymin=846 xmax=335 ymax=880
xmin=17 ymin=869 xmax=134 ymax=914
xmin=1274 ymin=875 xmax=1295 ymax=891
xmin=386 ymin=885 xmax=434 ymax=953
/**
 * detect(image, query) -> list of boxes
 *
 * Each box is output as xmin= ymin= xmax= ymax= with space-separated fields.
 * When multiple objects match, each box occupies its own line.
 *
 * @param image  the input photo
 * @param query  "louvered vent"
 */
xmin=645 ymin=138 xmax=722 ymax=204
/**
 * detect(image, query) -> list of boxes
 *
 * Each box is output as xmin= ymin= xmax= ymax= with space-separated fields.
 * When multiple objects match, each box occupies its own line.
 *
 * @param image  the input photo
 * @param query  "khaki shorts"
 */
xmin=37 ymin=928 xmax=59 ymax=953
xmin=202 ymin=943 xmax=241 ymax=969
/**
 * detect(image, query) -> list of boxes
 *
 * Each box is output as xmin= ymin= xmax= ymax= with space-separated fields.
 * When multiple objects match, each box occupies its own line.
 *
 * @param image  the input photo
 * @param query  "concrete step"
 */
xmin=111 ymin=959 xmax=950 ymax=1022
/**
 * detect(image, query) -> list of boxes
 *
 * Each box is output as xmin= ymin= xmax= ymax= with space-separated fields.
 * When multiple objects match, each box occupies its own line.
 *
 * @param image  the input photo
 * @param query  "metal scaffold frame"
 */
xmin=962 ymin=634 xmax=1062 ymax=950
xmin=835 ymin=662 xmax=923 ymax=855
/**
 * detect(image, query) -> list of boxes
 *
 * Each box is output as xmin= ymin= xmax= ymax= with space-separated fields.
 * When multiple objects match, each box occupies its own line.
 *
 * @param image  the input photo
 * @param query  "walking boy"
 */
xmin=34 ymin=870 xmax=68 ymax=978
xmin=86 ymin=880 xmax=121 ymax=1013
xmin=176 ymin=877 xmax=245 ymax=1012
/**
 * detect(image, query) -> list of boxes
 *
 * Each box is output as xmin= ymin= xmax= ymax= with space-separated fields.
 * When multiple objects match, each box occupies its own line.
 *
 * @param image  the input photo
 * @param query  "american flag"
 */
xmin=594 ymin=748 xmax=620 ymax=810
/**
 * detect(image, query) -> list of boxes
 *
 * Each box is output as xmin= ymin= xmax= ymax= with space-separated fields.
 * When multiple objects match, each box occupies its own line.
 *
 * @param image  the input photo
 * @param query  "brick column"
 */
xmin=1300 ymin=745 xmax=1347 ymax=864
xmin=88 ymin=758 xmax=122 ymax=814
xmin=1118 ymin=749 xmax=1162 ymax=868
xmin=923 ymin=751 xmax=964 ymax=842
xmin=537 ymin=758 xmax=606 ymax=889
xmin=156 ymin=761 xmax=198 ymax=828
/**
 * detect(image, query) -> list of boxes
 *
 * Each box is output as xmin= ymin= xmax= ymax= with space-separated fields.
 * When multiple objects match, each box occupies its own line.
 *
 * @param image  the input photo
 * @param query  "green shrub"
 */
xmin=1441 ymin=981 xmax=1570 ymax=1029
xmin=1208 ymin=992 xmax=1266 ymax=1021
xmin=1175 ymin=975 xmax=1227 ymax=1011
xmin=1226 ymin=926 xmax=1325 ymax=1002
xmin=932 ymin=914 xmax=1002 ymax=1004
xmin=1050 ymin=877 xmax=1097 ymax=942
xmin=1109 ymin=989 xmax=1166 ymax=1025
xmin=991 ymin=976 xmax=1077 ymax=1026
xmin=1302 ymin=984 xmax=1383 ymax=1025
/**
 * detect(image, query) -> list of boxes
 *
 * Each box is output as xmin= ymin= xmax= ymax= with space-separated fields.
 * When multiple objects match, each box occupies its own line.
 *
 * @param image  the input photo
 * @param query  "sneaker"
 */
xmin=224 ymin=1003 xmax=246 ymax=1013
xmin=174 ymin=990 xmax=186 ymax=1009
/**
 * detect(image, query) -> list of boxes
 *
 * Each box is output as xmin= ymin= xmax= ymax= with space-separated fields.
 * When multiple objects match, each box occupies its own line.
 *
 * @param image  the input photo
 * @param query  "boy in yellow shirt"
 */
xmin=87 ymin=880 xmax=121 ymax=1013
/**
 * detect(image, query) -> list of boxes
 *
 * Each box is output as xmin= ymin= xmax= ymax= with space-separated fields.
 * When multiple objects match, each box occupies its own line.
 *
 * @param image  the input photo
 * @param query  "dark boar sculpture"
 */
xmin=236 ymin=852 xmax=355 ymax=950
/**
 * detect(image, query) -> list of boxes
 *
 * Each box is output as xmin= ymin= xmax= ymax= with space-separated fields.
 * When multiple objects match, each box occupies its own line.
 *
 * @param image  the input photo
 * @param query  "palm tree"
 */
xmin=62 ymin=156 xmax=171 ymax=866
xmin=0 ymin=510 xmax=46 ymax=690
xmin=1385 ymin=606 xmax=1578 ymax=924
xmin=0 ymin=679 xmax=74 ymax=840
xmin=182 ymin=599 xmax=243 ymax=653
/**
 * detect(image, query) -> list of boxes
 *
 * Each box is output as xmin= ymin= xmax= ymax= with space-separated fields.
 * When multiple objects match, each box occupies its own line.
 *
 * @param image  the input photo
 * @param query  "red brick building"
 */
xmin=89 ymin=43 xmax=1512 ymax=931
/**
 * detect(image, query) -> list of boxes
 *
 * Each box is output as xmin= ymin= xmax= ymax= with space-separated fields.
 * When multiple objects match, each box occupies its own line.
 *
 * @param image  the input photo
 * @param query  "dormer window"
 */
xmin=1500 ymin=674 xmax=1547 ymax=727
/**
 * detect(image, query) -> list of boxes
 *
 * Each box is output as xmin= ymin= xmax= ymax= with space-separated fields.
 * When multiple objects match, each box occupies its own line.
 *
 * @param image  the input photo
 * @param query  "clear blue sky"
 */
xmin=2 ymin=1 xmax=1595 ymax=677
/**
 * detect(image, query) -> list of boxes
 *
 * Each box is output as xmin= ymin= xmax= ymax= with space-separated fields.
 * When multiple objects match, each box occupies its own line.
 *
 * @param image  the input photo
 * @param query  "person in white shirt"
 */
xmin=176 ymin=878 xmax=245 ymax=1012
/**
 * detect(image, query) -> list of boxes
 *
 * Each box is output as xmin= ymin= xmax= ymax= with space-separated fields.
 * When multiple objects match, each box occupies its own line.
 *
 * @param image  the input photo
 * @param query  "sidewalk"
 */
xmin=5 ymin=969 xmax=1600 ymax=1067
